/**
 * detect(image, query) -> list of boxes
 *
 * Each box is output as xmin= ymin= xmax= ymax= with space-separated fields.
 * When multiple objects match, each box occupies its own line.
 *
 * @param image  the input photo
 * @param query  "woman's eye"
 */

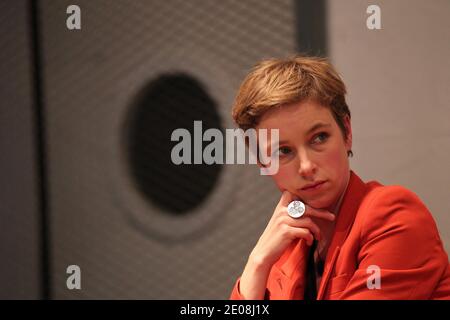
xmin=312 ymin=132 xmax=329 ymax=144
xmin=274 ymin=146 xmax=291 ymax=157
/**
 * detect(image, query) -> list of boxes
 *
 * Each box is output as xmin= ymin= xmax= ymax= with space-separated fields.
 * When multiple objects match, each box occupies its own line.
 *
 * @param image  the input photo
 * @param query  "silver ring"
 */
xmin=287 ymin=200 xmax=306 ymax=219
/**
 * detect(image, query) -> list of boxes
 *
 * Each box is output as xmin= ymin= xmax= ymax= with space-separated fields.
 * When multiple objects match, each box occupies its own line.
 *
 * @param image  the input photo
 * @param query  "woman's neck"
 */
xmin=328 ymin=170 xmax=351 ymax=215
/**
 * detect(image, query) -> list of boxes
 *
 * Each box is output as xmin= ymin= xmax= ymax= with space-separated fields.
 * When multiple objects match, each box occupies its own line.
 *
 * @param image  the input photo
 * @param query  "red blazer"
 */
xmin=230 ymin=170 xmax=450 ymax=299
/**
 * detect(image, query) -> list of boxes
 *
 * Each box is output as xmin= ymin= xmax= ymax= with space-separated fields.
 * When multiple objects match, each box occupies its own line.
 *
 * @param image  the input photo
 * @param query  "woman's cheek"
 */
xmin=271 ymin=164 xmax=293 ymax=190
xmin=328 ymin=144 xmax=347 ymax=169
xmin=323 ymin=145 xmax=349 ymax=196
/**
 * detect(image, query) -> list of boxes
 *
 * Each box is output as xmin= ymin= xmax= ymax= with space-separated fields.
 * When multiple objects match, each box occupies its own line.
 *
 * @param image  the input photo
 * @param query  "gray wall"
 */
xmin=328 ymin=0 xmax=450 ymax=252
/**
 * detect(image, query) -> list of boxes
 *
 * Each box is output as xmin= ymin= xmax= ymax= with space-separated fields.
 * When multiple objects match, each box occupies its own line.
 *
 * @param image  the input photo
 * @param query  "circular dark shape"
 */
xmin=123 ymin=73 xmax=223 ymax=215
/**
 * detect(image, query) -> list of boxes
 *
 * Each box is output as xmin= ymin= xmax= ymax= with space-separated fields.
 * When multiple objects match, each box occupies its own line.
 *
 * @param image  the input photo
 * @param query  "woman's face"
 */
xmin=256 ymin=100 xmax=352 ymax=211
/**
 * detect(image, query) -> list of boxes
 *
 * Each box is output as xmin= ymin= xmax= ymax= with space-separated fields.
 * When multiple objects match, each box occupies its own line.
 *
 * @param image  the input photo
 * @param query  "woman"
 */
xmin=229 ymin=56 xmax=450 ymax=300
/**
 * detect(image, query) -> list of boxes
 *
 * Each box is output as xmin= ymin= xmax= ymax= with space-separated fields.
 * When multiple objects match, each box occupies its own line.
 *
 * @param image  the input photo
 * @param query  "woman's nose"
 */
xmin=297 ymin=152 xmax=317 ymax=178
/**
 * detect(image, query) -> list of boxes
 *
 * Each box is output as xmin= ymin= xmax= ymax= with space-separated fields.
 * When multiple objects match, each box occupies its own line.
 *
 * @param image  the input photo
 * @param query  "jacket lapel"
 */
xmin=317 ymin=170 xmax=369 ymax=299
xmin=271 ymin=238 xmax=309 ymax=299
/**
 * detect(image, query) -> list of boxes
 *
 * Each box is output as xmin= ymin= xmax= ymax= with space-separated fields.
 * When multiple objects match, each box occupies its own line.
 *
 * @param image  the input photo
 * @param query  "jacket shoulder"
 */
xmin=359 ymin=183 xmax=433 ymax=222
xmin=356 ymin=183 xmax=443 ymax=249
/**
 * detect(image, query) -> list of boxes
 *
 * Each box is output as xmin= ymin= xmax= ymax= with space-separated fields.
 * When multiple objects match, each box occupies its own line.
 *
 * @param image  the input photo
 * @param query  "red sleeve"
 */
xmin=229 ymin=277 xmax=244 ymax=300
xmin=229 ymin=277 xmax=272 ymax=300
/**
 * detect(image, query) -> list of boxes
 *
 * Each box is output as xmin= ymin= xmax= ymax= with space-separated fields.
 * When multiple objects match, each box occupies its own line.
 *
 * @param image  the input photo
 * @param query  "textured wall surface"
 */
xmin=328 ymin=0 xmax=450 ymax=252
xmin=39 ymin=0 xmax=297 ymax=299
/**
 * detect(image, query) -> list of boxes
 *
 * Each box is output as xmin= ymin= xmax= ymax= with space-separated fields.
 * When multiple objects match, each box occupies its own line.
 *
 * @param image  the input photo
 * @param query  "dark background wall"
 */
xmin=0 ymin=0 xmax=41 ymax=299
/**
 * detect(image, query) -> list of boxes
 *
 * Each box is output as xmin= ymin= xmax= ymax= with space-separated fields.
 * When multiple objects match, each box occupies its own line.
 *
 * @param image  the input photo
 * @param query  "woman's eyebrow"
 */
xmin=306 ymin=122 xmax=331 ymax=135
xmin=270 ymin=122 xmax=332 ymax=149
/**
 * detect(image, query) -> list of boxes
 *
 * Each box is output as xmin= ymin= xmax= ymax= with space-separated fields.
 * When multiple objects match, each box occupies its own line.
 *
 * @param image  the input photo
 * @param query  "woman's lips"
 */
xmin=300 ymin=181 xmax=327 ymax=192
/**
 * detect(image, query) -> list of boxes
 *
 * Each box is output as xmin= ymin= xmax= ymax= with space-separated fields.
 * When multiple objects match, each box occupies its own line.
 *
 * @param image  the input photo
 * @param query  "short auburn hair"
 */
xmin=231 ymin=55 xmax=353 ymax=157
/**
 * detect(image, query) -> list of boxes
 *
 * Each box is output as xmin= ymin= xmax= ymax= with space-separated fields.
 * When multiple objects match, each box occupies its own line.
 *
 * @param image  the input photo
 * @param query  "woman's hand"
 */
xmin=249 ymin=190 xmax=336 ymax=269
xmin=238 ymin=190 xmax=335 ymax=299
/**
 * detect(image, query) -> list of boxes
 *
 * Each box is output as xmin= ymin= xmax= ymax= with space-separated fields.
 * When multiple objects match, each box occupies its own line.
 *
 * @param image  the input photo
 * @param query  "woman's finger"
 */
xmin=286 ymin=226 xmax=314 ymax=246
xmin=281 ymin=216 xmax=322 ymax=241
xmin=278 ymin=190 xmax=299 ymax=207
xmin=304 ymin=206 xmax=335 ymax=221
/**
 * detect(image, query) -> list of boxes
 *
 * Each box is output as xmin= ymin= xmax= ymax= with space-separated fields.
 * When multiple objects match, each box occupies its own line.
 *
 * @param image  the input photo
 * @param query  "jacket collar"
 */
xmin=316 ymin=170 xmax=369 ymax=299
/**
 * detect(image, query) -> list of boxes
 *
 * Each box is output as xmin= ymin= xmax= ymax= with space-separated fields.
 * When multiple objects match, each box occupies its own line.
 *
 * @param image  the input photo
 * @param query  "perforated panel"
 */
xmin=40 ymin=0 xmax=298 ymax=299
